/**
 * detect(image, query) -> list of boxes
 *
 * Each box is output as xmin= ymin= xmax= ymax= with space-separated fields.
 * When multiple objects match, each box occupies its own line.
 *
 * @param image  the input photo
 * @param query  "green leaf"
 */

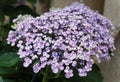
xmin=4 ymin=79 xmax=15 ymax=82
xmin=0 ymin=67 xmax=16 ymax=75
xmin=0 ymin=9 xmax=4 ymax=25
xmin=54 ymin=70 xmax=62 ymax=79
xmin=2 ymin=5 xmax=38 ymax=21
xmin=0 ymin=45 xmax=17 ymax=55
xmin=5 ymin=0 xmax=17 ymax=4
xmin=27 ymin=0 xmax=36 ymax=5
xmin=0 ymin=0 xmax=17 ymax=7
xmin=0 ymin=76 xmax=3 ymax=82
xmin=2 ymin=5 xmax=18 ymax=19
xmin=0 ymin=52 xmax=20 ymax=67
xmin=16 ymin=5 xmax=38 ymax=17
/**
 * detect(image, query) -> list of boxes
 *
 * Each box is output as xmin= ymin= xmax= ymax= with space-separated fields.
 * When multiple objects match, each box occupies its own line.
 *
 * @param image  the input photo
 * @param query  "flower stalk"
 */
xmin=42 ymin=66 xmax=50 ymax=82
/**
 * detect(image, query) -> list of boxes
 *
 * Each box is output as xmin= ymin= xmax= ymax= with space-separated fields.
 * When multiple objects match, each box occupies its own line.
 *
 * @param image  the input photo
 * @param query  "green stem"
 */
xmin=42 ymin=66 xmax=50 ymax=82
xmin=31 ymin=74 xmax=37 ymax=82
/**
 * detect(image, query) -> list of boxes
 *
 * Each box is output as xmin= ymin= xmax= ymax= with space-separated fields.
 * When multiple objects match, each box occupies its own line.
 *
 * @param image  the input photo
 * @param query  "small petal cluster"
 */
xmin=7 ymin=2 xmax=115 ymax=78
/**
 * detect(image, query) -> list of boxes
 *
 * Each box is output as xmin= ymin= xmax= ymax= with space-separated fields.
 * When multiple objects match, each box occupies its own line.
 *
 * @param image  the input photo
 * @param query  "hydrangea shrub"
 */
xmin=7 ymin=2 xmax=115 ymax=79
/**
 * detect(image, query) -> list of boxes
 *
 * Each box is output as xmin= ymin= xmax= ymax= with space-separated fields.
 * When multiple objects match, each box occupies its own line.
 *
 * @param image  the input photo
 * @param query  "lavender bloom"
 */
xmin=23 ymin=57 xmax=32 ymax=67
xmin=7 ymin=2 xmax=115 ymax=78
xmin=33 ymin=63 xmax=41 ymax=73
xmin=78 ymin=68 xmax=87 ymax=77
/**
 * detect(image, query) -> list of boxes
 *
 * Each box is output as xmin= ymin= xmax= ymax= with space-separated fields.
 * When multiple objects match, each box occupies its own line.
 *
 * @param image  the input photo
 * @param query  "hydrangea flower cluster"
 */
xmin=7 ymin=2 xmax=115 ymax=78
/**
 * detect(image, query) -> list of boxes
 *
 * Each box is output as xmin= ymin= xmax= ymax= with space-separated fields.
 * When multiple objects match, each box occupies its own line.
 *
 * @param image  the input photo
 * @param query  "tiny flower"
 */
xmin=78 ymin=68 xmax=87 ymax=77
xmin=33 ymin=63 xmax=41 ymax=73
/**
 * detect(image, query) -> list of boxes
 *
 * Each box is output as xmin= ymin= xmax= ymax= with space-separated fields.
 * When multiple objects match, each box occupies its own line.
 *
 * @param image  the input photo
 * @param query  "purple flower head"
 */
xmin=7 ymin=2 xmax=115 ymax=78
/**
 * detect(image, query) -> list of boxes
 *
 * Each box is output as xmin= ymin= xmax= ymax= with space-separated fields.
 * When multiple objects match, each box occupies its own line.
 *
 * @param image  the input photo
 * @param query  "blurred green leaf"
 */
xmin=0 ymin=76 xmax=3 ymax=82
xmin=0 ymin=45 xmax=17 ymax=55
xmin=0 ymin=52 xmax=20 ymax=67
xmin=2 ymin=5 xmax=38 ymax=21
xmin=0 ymin=67 xmax=16 ymax=75
xmin=16 ymin=5 xmax=38 ymax=17
xmin=6 ymin=0 xmax=17 ymax=4
xmin=54 ymin=70 xmax=62 ymax=79
xmin=1 ymin=0 xmax=17 ymax=6
xmin=2 ymin=5 xmax=18 ymax=19
xmin=0 ymin=0 xmax=17 ymax=7
xmin=0 ymin=25 xmax=11 ymax=47
xmin=27 ymin=0 xmax=36 ymax=5
xmin=4 ymin=79 xmax=15 ymax=82
xmin=0 ymin=9 xmax=4 ymax=24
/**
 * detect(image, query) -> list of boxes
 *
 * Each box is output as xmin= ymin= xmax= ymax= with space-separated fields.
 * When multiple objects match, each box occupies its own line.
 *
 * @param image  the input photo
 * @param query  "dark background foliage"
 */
xmin=0 ymin=0 xmax=103 ymax=82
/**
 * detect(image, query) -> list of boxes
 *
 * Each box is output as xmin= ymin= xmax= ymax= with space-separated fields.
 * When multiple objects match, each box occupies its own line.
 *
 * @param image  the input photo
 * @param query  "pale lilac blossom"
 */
xmin=7 ymin=2 xmax=115 ymax=78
